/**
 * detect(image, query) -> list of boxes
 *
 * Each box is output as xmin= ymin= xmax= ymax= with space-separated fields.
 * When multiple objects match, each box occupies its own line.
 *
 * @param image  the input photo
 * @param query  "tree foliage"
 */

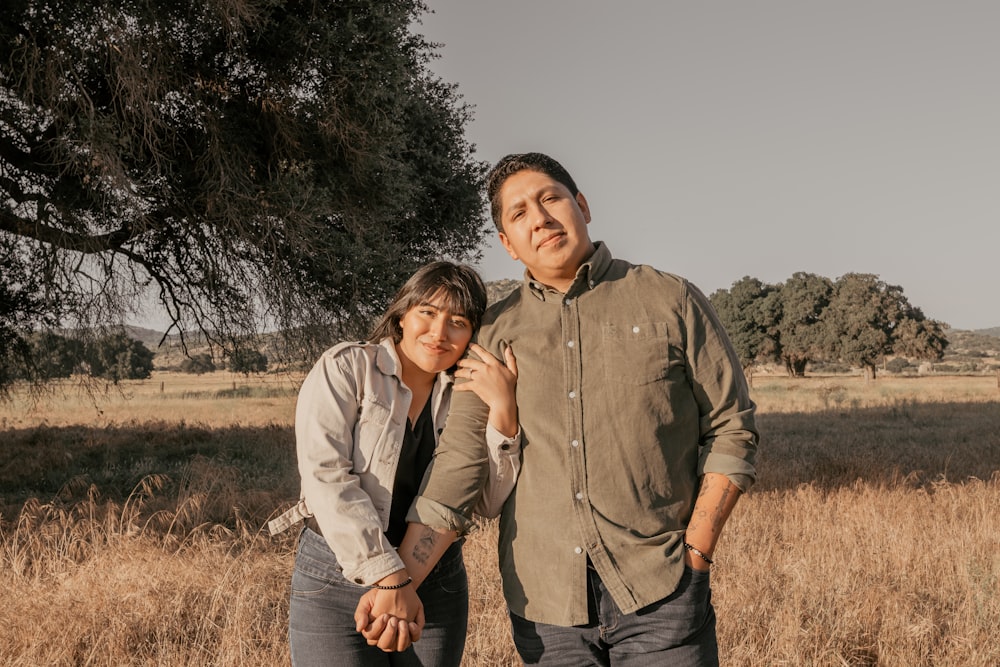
xmin=774 ymin=272 xmax=833 ymax=377
xmin=179 ymin=353 xmax=215 ymax=375
xmin=0 ymin=0 xmax=488 ymax=389
xmin=227 ymin=348 xmax=267 ymax=375
xmin=709 ymin=276 xmax=779 ymax=371
xmin=821 ymin=273 xmax=901 ymax=379
xmin=28 ymin=330 xmax=84 ymax=378
xmin=711 ymin=271 xmax=948 ymax=378
xmin=87 ymin=332 xmax=155 ymax=382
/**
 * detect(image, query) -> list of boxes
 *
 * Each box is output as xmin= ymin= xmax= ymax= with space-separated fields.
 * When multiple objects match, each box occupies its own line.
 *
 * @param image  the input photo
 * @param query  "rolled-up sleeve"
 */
xmin=474 ymin=423 xmax=521 ymax=518
xmin=683 ymin=282 xmax=759 ymax=491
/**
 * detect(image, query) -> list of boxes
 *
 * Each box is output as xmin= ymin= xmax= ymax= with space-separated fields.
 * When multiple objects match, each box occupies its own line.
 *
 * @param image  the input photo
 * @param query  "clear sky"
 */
xmin=416 ymin=1 xmax=1000 ymax=331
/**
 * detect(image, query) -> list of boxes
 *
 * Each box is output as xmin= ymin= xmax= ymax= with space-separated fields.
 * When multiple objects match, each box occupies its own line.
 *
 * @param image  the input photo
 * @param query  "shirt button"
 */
xmin=567 ymin=340 xmax=575 ymax=348
xmin=589 ymin=281 xmax=595 ymax=288
xmin=632 ymin=325 xmax=640 ymax=333
xmin=564 ymin=298 xmax=573 ymax=306
xmin=568 ymin=391 xmax=576 ymax=399
xmin=574 ymin=547 xmax=583 ymax=554
xmin=571 ymin=439 xmax=579 ymax=448
xmin=575 ymin=492 xmax=583 ymax=500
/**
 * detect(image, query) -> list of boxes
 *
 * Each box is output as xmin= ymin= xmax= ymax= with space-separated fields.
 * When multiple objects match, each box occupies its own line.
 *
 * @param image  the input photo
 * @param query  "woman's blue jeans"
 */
xmin=288 ymin=526 xmax=468 ymax=667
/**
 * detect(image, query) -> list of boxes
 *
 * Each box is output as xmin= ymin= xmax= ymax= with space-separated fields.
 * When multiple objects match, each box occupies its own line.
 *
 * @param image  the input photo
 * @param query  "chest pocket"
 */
xmin=354 ymin=395 xmax=393 ymax=472
xmin=601 ymin=321 xmax=673 ymax=385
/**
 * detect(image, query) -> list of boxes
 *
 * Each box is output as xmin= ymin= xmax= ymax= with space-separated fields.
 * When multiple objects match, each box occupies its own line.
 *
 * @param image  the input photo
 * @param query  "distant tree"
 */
xmin=885 ymin=357 xmax=911 ymax=374
xmin=709 ymin=277 xmax=780 ymax=373
xmin=774 ymin=272 xmax=834 ymax=377
xmin=28 ymin=331 xmax=84 ymax=379
xmin=0 ymin=0 xmax=488 ymax=392
xmin=822 ymin=273 xmax=941 ymax=381
xmin=228 ymin=349 xmax=268 ymax=376
xmin=88 ymin=333 xmax=154 ymax=383
xmin=179 ymin=353 xmax=215 ymax=375
xmin=892 ymin=308 xmax=949 ymax=362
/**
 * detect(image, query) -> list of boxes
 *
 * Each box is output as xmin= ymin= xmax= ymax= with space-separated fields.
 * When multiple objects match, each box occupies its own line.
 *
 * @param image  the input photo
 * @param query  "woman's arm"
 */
xmin=297 ymin=349 xmax=406 ymax=585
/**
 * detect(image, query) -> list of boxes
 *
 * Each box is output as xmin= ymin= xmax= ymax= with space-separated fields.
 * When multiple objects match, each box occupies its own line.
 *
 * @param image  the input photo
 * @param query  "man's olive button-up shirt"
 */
xmin=410 ymin=242 xmax=758 ymax=626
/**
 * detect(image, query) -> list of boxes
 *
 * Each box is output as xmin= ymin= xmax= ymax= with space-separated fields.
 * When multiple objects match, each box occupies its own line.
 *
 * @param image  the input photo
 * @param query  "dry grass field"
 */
xmin=2 ymin=372 xmax=999 ymax=665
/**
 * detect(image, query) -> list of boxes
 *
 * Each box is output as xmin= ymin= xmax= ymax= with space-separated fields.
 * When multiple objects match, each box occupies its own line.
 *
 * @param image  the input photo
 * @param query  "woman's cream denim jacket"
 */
xmin=268 ymin=338 xmax=520 ymax=585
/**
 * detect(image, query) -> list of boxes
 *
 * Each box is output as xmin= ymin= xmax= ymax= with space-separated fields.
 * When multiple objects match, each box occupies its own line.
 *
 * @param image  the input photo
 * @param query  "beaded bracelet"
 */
xmin=683 ymin=541 xmax=714 ymax=565
xmin=371 ymin=577 xmax=413 ymax=590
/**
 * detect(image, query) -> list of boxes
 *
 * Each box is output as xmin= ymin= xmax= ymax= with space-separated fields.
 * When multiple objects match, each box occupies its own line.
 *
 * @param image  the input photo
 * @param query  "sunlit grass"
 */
xmin=0 ymin=371 xmax=300 ymax=429
xmin=2 ymin=374 xmax=998 ymax=665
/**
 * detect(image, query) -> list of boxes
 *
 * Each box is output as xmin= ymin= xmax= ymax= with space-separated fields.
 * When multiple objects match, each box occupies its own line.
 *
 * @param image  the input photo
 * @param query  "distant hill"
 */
xmin=944 ymin=328 xmax=1000 ymax=356
xmin=124 ymin=326 xmax=212 ymax=350
xmin=124 ymin=326 xmax=168 ymax=349
xmin=486 ymin=278 xmax=520 ymax=305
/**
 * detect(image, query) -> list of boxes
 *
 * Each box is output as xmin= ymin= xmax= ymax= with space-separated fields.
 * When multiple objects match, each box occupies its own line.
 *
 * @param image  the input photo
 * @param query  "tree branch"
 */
xmin=0 ymin=207 xmax=134 ymax=253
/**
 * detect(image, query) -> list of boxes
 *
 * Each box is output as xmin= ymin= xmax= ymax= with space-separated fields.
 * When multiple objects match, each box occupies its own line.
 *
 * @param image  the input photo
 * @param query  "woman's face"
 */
xmin=396 ymin=292 xmax=473 ymax=376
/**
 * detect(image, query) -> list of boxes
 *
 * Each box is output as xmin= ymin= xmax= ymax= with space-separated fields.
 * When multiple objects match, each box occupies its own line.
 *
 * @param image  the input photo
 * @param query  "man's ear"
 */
xmin=576 ymin=192 xmax=592 ymax=224
xmin=499 ymin=232 xmax=519 ymax=261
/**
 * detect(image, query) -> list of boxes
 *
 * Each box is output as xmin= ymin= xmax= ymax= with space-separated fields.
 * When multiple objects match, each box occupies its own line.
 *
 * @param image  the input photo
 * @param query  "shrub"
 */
xmin=179 ymin=354 xmax=216 ymax=375
xmin=88 ymin=333 xmax=155 ymax=382
xmin=227 ymin=349 xmax=268 ymax=375
xmin=885 ymin=357 xmax=911 ymax=373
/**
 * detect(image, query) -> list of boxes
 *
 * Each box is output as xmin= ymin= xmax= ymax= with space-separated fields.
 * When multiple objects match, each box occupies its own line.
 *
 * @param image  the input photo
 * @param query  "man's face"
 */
xmin=497 ymin=169 xmax=594 ymax=291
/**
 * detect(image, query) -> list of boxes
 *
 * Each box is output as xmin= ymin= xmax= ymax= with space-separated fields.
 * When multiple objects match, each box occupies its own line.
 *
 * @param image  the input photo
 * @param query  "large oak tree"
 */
xmin=1 ymin=0 xmax=488 ymax=386
xmin=822 ymin=273 xmax=947 ymax=380
xmin=775 ymin=272 xmax=833 ymax=377
xmin=709 ymin=276 xmax=780 ymax=374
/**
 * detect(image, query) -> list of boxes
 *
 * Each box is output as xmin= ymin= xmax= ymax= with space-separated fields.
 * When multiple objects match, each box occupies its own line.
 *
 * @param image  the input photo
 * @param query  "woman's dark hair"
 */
xmin=486 ymin=152 xmax=580 ymax=232
xmin=367 ymin=262 xmax=488 ymax=344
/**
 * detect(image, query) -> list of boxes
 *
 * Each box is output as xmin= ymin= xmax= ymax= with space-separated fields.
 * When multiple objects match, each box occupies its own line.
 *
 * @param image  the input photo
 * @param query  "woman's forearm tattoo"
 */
xmin=411 ymin=526 xmax=439 ymax=566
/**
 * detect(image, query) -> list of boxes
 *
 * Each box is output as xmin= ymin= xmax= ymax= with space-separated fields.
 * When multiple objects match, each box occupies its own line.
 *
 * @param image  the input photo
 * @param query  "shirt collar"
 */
xmin=524 ymin=241 xmax=612 ymax=301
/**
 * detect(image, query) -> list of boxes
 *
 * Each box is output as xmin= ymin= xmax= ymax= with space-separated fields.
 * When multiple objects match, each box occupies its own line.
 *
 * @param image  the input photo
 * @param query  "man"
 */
xmin=360 ymin=152 xmax=758 ymax=665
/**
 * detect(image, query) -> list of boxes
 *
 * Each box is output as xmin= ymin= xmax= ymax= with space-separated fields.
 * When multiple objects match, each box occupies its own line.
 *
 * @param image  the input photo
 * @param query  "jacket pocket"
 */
xmin=602 ymin=321 xmax=672 ymax=385
xmin=353 ymin=395 xmax=392 ymax=472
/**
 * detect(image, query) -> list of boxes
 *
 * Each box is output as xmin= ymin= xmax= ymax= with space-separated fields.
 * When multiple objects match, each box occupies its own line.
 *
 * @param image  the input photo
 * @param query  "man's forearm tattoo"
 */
xmin=712 ymin=484 xmax=733 ymax=532
xmin=690 ymin=476 xmax=735 ymax=534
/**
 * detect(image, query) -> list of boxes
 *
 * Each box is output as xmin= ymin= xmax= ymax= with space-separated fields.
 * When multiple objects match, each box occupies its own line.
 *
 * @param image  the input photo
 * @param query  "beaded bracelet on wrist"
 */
xmin=683 ymin=541 xmax=714 ymax=565
xmin=371 ymin=577 xmax=413 ymax=590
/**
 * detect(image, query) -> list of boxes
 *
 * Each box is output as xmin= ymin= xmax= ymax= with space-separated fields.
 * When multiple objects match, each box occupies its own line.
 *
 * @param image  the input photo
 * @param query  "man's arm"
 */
xmin=683 ymin=472 xmax=742 ymax=571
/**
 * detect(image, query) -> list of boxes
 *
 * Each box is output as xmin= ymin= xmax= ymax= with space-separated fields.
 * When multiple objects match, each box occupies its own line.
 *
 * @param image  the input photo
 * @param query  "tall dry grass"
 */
xmin=1 ymin=373 xmax=998 ymax=665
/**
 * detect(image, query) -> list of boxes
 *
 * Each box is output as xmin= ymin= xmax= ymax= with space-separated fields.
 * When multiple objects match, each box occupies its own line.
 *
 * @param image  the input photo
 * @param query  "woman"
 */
xmin=269 ymin=261 xmax=519 ymax=666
